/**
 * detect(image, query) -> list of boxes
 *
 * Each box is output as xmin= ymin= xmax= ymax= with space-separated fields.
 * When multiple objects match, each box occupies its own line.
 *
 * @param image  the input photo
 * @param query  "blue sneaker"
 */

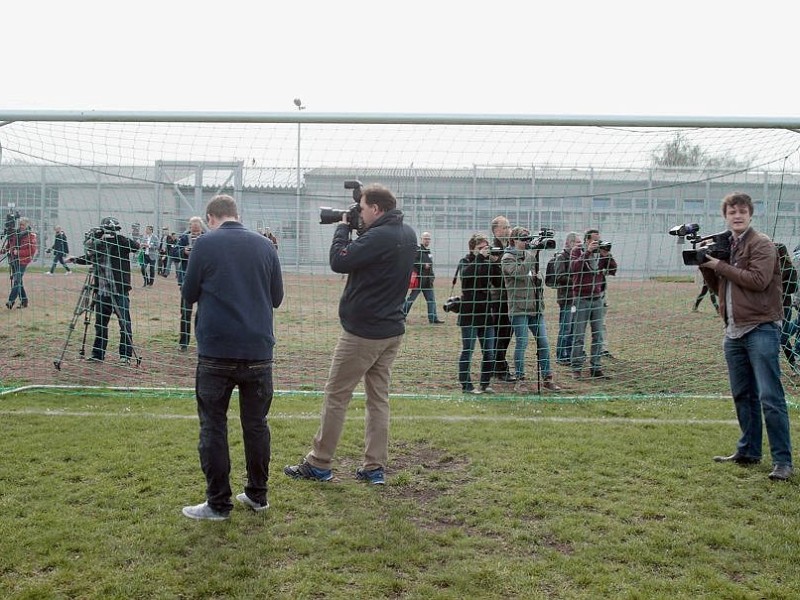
xmin=355 ymin=467 xmax=385 ymax=485
xmin=283 ymin=460 xmax=333 ymax=482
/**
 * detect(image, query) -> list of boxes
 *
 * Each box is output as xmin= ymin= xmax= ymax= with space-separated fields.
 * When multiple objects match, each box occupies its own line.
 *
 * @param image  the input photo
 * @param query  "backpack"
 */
xmin=544 ymin=253 xmax=560 ymax=288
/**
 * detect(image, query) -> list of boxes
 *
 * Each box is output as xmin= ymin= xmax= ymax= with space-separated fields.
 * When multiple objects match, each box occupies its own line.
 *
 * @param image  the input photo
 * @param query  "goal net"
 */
xmin=2 ymin=115 xmax=800 ymax=400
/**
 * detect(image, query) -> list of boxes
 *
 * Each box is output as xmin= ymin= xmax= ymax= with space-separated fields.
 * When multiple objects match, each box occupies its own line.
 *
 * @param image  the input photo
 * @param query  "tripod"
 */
xmin=54 ymin=270 xmax=142 ymax=370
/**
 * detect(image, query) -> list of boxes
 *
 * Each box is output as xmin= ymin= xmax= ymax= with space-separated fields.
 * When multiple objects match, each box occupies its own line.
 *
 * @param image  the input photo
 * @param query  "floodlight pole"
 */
xmin=294 ymin=98 xmax=304 ymax=271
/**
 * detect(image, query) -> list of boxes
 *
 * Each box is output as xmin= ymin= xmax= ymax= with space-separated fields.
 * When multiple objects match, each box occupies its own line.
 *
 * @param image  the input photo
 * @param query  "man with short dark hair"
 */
xmin=554 ymin=231 xmax=581 ymax=364
xmin=181 ymin=194 xmax=284 ymax=520
xmin=284 ymin=184 xmax=417 ymax=485
xmin=701 ymin=191 xmax=793 ymax=481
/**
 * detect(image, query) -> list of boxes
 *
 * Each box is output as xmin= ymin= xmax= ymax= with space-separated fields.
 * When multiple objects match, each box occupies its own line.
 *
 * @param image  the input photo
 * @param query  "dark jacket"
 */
xmin=53 ymin=231 xmax=69 ymax=256
xmin=553 ymin=248 xmax=573 ymax=306
xmin=702 ymin=228 xmax=783 ymax=327
xmin=181 ymin=221 xmax=284 ymax=360
xmin=457 ymin=253 xmax=501 ymax=328
xmin=570 ymin=246 xmax=618 ymax=299
xmin=331 ymin=209 xmax=417 ymax=340
xmin=412 ymin=244 xmax=435 ymax=287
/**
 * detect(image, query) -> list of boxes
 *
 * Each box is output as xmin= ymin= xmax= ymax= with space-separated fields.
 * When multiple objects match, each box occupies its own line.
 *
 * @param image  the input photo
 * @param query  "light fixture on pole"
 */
xmin=293 ymin=98 xmax=305 ymax=270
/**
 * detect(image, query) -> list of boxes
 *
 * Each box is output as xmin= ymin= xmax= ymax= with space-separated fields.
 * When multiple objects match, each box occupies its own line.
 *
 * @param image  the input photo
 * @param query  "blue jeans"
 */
xmin=49 ymin=253 xmax=72 ymax=273
xmin=92 ymin=292 xmax=134 ymax=360
xmin=403 ymin=286 xmax=439 ymax=322
xmin=7 ymin=261 xmax=28 ymax=305
xmin=510 ymin=313 xmax=552 ymax=379
xmin=556 ymin=303 xmax=574 ymax=362
xmin=459 ymin=325 xmax=496 ymax=389
xmin=195 ymin=356 xmax=274 ymax=513
xmin=723 ymin=323 xmax=793 ymax=466
xmin=570 ymin=296 xmax=605 ymax=370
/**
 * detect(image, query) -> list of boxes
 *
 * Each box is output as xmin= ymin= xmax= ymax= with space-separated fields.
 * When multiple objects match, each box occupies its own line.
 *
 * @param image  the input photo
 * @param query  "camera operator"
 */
xmin=3 ymin=217 xmax=38 ymax=309
xmin=569 ymin=228 xmax=617 ymax=379
xmin=488 ymin=215 xmax=516 ymax=382
xmin=70 ymin=216 xmax=140 ymax=363
xmin=501 ymin=227 xmax=560 ymax=392
xmin=700 ymin=192 xmax=793 ymax=481
xmin=284 ymin=184 xmax=417 ymax=486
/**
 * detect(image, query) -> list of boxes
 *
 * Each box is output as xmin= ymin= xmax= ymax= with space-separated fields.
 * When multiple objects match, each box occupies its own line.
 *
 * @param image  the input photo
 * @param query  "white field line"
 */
xmin=0 ymin=408 xmax=738 ymax=426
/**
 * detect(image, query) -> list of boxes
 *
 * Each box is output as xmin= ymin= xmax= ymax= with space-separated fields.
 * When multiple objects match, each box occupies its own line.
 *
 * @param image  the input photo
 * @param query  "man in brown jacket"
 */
xmin=700 ymin=192 xmax=793 ymax=481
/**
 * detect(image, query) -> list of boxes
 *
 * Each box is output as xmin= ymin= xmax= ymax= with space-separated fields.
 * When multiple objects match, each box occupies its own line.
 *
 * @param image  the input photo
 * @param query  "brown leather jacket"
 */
xmin=702 ymin=228 xmax=782 ymax=327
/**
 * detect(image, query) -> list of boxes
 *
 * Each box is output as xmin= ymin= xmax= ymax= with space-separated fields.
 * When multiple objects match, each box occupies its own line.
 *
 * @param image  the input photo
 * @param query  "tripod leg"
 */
xmin=54 ymin=273 xmax=94 ymax=370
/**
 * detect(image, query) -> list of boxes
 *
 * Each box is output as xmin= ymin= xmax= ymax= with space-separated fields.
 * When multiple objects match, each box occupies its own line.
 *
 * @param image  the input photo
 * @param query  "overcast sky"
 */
xmin=4 ymin=1 xmax=799 ymax=118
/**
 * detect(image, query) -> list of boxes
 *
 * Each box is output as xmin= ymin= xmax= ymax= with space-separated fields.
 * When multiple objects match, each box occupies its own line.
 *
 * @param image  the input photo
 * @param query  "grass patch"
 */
xmin=1 ymin=391 xmax=798 ymax=598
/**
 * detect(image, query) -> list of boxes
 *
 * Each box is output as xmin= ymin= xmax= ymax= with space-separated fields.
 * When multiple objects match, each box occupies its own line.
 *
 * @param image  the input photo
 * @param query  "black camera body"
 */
xmin=319 ymin=180 xmax=363 ymax=230
xmin=669 ymin=223 xmax=732 ymax=266
xmin=519 ymin=228 xmax=557 ymax=251
xmin=442 ymin=296 xmax=462 ymax=313
xmin=83 ymin=226 xmax=117 ymax=258
xmin=596 ymin=241 xmax=613 ymax=252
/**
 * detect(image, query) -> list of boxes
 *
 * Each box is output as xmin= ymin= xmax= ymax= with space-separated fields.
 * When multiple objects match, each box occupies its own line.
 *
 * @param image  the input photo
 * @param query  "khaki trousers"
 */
xmin=306 ymin=330 xmax=403 ymax=471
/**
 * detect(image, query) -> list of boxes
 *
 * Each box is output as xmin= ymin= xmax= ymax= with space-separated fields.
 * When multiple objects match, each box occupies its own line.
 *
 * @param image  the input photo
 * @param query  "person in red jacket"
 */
xmin=4 ymin=217 xmax=38 ymax=309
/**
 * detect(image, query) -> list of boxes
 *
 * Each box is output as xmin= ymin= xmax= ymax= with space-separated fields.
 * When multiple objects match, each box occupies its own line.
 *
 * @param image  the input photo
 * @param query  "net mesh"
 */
xmin=2 ymin=117 xmax=800 ymax=399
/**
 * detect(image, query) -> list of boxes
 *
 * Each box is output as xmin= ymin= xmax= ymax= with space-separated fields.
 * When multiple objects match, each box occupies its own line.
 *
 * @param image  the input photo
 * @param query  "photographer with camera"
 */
xmin=501 ymin=227 xmax=560 ymax=392
xmin=456 ymin=233 xmax=501 ymax=394
xmin=3 ymin=217 xmax=38 ymax=309
xmin=284 ymin=184 xmax=417 ymax=486
xmin=70 ymin=216 xmax=140 ymax=363
xmin=700 ymin=192 xmax=793 ymax=481
xmin=569 ymin=228 xmax=617 ymax=379
xmin=45 ymin=226 xmax=72 ymax=275
xmin=488 ymin=215 xmax=516 ymax=382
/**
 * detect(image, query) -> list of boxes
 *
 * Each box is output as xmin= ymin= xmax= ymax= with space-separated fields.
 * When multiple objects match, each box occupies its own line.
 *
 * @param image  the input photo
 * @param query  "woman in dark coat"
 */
xmin=457 ymin=233 xmax=502 ymax=394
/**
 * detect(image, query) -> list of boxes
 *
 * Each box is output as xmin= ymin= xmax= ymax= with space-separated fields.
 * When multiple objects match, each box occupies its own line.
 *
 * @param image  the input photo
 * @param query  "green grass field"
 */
xmin=1 ymin=390 xmax=798 ymax=599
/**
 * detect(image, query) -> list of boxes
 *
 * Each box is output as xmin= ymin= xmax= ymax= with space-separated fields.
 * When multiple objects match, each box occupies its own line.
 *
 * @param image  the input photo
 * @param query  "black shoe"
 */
xmin=431 ymin=319 xmax=444 ymax=324
xmin=713 ymin=453 xmax=761 ymax=465
xmin=5 ymin=301 xmax=13 ymax=310
xmin=769 ymin=464 xmax=793 ymax=481
xmin=17 ymin=300 xmax=28 ymax=309
xmin=590 ymin=369 xmax=609 ymax=379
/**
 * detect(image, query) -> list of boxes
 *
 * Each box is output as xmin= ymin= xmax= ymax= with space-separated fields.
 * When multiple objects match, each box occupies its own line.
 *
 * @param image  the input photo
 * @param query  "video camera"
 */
xmin=668 ymin=223 xmax=732 ymax=266
xmin=3 ymin=210 xmax=20 ymax=238
xmin=83 ymin=217 xmax=123 ymax=258
xmin=319 ymin=180 xmax=363 ymax=231
xmin=519 ymin=228 xmax=557 ymax=251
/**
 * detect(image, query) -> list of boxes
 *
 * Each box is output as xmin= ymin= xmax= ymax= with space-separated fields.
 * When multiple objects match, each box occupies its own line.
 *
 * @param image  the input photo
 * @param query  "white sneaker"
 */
xmin=45 ymin=272 xmax=53 ymax=276
xmin=65 ymin=271 xmax=72 ymax=276
xmin=181 ymin=501 xmax=230 ymax=521
xmin=236 ymin=492 xmax=269 ymax=512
